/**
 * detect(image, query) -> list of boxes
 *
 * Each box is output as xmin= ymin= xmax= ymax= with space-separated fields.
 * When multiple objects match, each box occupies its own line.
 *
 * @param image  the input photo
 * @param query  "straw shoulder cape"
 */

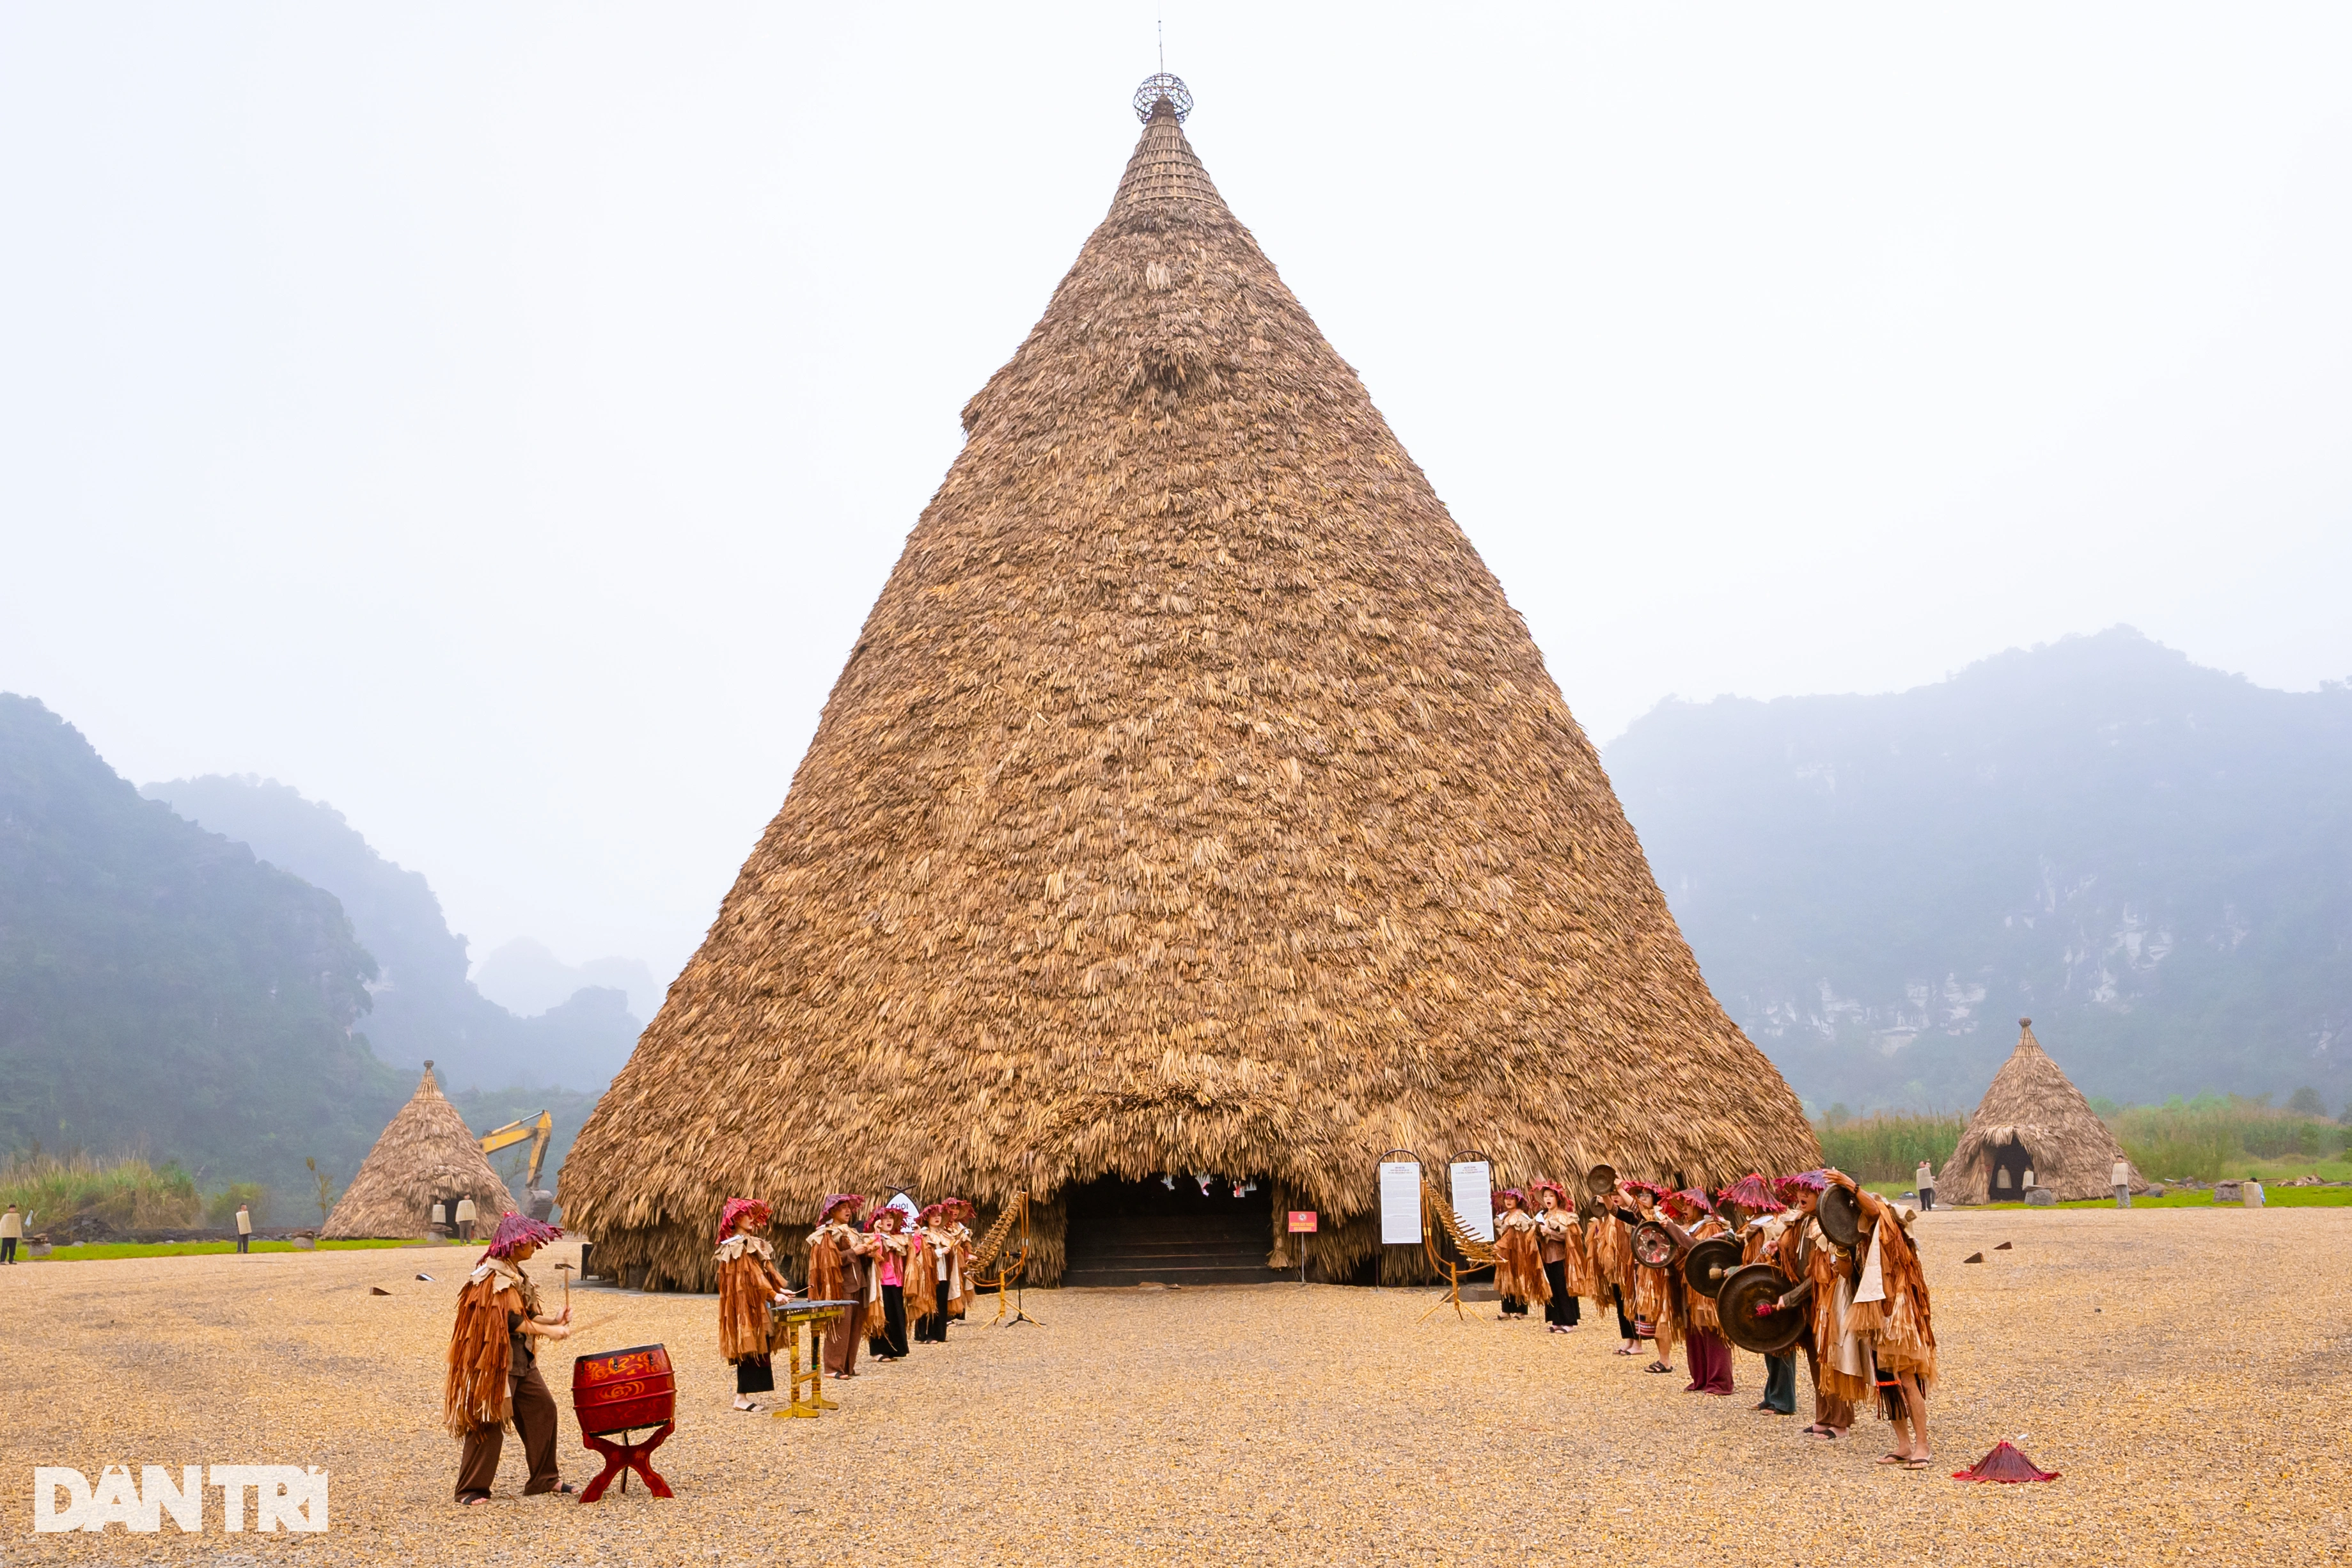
xmin=560 ymin=87 xmax=1819 ymax=1290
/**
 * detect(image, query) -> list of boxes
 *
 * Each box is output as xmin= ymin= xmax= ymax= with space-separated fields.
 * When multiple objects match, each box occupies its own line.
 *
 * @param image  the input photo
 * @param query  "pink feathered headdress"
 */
xmin=716 ymin=1196 xmax=771 ymax=1243
xmin=817 ymin=1193 xmax=866 ymax=1224
xmin=482 ymin=1211 xmax=562 ymax=1260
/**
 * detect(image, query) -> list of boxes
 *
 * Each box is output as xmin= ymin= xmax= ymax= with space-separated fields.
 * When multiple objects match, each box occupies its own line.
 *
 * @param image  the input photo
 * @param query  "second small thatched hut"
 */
xmin=1942 ymin=1019 xmax=2145 ymax=1203
xmin=323 ymin=1063 xmax=516 ymax=1238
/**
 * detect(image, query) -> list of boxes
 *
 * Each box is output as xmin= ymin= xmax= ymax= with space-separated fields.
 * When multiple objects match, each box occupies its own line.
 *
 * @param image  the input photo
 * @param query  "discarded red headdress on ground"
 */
xmin=1952 ymin=1441 xmax=2060 ymax=1482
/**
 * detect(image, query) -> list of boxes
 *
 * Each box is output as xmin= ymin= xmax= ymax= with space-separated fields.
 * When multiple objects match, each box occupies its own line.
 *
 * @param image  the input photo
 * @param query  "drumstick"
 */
xmin=554 ymin=1262 xmax=574 ymax=1320
xmin=563 ymin=1310 xmax=623 ymax=1340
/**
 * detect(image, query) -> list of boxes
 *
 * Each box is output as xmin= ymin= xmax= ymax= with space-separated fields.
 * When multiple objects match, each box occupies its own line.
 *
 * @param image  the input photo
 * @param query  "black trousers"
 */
xmin=1500 ymin=1292 xmax=1528 ymax=1316
xmin=1612 ymin=1285 xmax=1637 ymax=1339
xmin=914 ymin=1280 xmax=949 ymax=1342
xmin=235 ymin=1234 xmax=250 ymax=1253
xmin=1542 ymin=1261 xmax=1580 ymax=1326
xmin=1762 ymin=1352 xmax=1797 ymax=1413
xmin=868 ymin=1283 xmax=909 ymax=1358
xmin=1 ymin=1237 xmax=16 ymax=1263
xmin=1919 ymin=1187 xmax=1934 ymax=1211
xmin=735 ymin=1355 xmax=774 ymax=1394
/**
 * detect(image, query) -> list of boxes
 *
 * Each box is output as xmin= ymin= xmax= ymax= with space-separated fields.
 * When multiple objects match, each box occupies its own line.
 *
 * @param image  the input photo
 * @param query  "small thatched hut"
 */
xmin=560 ymin=77 xmax=1819 ymax=1290
xmin=323 ymin=1062 xmax=516 ymax=1238
xmin=1942 ymin=1019 xmax=2144 ymax=1203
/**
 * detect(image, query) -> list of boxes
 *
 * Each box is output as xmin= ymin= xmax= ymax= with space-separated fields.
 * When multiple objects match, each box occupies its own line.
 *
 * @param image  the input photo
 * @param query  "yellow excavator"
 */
xmin=480 ymin=1111 xmax=557 ymax=1222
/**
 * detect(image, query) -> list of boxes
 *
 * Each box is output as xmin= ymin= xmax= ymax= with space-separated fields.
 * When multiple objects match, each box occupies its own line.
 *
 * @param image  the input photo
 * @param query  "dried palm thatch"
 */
xmin=322 ymin=1063 xmax=516 ymax=1239
xmin=560 ymin=86 xmax=1818 ymax=1290
xmin=1943 ymin=1019 xmax=2144 ymax=1203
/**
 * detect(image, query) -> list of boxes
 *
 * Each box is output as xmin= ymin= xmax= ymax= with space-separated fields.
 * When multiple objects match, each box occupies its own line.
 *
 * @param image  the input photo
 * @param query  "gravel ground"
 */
xmin=3 ymin=1207 xmax=2348 ymax=1567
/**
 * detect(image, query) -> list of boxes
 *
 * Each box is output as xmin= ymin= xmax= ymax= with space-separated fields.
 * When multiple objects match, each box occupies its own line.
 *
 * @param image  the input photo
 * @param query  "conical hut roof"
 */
xmin=560 ymin=82 xmax=1819 ymax=1289
xmin=322 ymin=1063 xmax=517 ymax=1238
xmin=1942 ymin=1019 xmax=2142 ymax=1203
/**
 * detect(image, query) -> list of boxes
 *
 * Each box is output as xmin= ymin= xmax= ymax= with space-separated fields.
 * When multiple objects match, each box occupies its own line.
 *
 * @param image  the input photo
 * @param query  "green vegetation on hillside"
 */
xmin=0 ymin=695 xmax=409 ymax=1206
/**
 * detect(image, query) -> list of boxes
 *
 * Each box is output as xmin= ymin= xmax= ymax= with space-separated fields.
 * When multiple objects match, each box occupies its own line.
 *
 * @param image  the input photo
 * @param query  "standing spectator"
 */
xmin=1 ymin=1202 xmax=22 ymax=1264
xmin=432 ymin=1200 xmax=448 ymax=1237
xmin=2112 ymin=1156 xmax=2131 ymax=1208
xmin=455 ymin=1195 xmax=478 ymax=1243
xmin=235 ymin=1202 xmax=253 ymax=1254
xmin=1915 ymin=1159 xmax=1936 ymax=1212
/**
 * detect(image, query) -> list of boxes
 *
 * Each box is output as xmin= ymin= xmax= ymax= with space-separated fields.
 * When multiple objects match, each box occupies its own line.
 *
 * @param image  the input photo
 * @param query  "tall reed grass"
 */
xmin=2114 ymin=1095 xmax=2347 ymax=1182
xmin=1813 ymin=1111 xmax=1964 ymax=1182
xmin=0 ymin=1150 xmax=202 ymax=1230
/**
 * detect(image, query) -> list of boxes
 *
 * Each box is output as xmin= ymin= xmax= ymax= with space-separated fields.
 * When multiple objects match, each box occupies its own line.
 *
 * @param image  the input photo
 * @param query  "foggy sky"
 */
xmin=3 ymin=4 xmax=2347 ymax=986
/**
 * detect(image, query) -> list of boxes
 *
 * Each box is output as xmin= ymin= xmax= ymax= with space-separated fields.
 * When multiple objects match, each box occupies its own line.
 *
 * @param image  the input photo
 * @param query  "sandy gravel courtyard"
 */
xmin=3 ymin=1205 xmax=2348 ymax=1567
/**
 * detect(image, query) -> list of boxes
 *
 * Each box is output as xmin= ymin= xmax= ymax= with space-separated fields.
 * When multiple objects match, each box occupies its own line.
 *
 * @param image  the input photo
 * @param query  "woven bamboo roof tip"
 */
xmin=559 ymin=85 xmax=1818 ymax=1290
xmin=1943 ymin=1019 xmax=2144 ymax=1203
xmin=322 ymin=1063 xmax=517 ymax=1239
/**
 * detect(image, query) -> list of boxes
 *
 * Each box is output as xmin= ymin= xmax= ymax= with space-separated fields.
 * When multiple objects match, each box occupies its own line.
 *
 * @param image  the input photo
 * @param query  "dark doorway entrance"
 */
xmin=1991 ymin=1140 xmax=2034 ymax=1197
xmin=1059 ymin=1175 xmax=1281 ymax=1288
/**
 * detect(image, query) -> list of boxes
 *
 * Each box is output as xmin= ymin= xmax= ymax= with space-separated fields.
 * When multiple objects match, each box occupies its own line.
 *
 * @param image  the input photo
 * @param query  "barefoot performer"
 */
xmin=808 ymin=1195 xmax=871 ymax=1380
xmin=1828 ymin=1172 xmax=1937 ymax=1470
xmin=716 ymin=1198 xmax=795 ymax=1410
xmin=447 ymin=1212 xmax=573 ymax=1505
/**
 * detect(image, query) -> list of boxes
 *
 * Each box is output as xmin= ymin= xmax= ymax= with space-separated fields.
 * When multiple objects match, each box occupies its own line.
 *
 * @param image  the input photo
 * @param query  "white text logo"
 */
xmin=31 ymin=1466 xmax=328 ymax=1533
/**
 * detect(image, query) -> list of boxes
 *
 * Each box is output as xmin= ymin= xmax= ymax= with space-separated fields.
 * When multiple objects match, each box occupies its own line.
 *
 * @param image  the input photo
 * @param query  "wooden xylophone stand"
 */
xmin=579 ymin=1423 xmax=674 ymax=1502
xmin=772 ymin=1301 xmax=854 ymax=1419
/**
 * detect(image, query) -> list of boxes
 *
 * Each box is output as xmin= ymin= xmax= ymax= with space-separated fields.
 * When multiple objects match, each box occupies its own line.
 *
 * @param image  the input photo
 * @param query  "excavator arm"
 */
xmin=478 ymin=1111 xmax=556 ymax=1216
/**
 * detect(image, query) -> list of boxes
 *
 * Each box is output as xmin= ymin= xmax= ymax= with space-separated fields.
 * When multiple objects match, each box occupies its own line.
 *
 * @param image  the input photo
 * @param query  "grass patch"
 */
xmin=1965 ymin=1186 xmax=2352 ymax=1210
xmin=32 ymin=1237 xmax=434 ymax=1262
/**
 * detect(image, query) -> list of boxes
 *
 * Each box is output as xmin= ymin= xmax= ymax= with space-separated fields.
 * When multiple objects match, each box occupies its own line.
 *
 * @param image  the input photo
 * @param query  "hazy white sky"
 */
xmin=3 ymin=4 xmax=2347 ymax=985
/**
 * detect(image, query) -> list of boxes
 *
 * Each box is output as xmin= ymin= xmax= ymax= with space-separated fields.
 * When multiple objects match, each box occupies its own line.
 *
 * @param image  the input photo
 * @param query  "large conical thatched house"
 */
xmin=561 ymin=77 xmax=1818 ymax=1290
xmin=1942 ymin=1019 xmax=2144 ymax=1203
xmin=323 ymin=1063 xmax=516 ymax=1238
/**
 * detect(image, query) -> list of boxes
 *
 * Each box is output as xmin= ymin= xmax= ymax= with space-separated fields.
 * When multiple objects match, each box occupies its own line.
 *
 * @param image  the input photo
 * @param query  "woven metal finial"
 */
xmin=1134 ymin=72 xmax=1192 ymax=123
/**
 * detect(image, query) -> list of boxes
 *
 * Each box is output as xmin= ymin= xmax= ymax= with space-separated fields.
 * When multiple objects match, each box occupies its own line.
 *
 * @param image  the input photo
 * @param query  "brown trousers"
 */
xmin=822 ymin=1307 xmax=861 ymax=1377
xmin=1801 ymin=1340 xmax=1854 ymax=1431
xmin=455 ymin=1362 xmax=561 ymax=1500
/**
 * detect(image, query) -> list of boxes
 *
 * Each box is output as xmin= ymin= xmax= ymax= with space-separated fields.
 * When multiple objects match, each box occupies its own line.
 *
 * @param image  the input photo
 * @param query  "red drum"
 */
xmin=572 ymin=1343 xmax=675 ymax=1437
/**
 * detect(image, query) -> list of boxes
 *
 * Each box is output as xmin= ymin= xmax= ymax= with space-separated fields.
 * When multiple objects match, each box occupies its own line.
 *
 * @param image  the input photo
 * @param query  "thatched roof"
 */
xmin=560 ymin=84 xmax=1818 ymax=1290
xmin=322 ymin=1063 xmax=515 ymax=1238
xmin=1943 ymin=1019 xmax=2144 ymax=1203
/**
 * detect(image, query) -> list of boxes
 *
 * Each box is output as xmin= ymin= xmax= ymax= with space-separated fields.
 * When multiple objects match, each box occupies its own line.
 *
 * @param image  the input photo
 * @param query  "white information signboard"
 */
xmin=1378 ymin=1160 xmax=1423 ymax=1245
xmin=1449 ymin=1160 xmax=1495 ymax=1243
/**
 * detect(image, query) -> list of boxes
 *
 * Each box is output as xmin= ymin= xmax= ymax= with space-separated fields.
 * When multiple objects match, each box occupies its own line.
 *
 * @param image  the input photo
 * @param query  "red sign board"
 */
xmin=1287 ymin=1211 xmax=1318 ymax=1234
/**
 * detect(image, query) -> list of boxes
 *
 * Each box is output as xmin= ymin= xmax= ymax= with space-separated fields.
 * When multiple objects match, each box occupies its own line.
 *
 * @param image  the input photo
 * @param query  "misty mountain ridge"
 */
xmin=0 ymin=694 xmax=403 ymax=1198
xmin=143 ymin=775 xmax=641 ymax=1094
xmin=473 ymin=937 xmax=662 ymax=1023
xmin=1606 ymin=627 xmax=2352 ymax=1111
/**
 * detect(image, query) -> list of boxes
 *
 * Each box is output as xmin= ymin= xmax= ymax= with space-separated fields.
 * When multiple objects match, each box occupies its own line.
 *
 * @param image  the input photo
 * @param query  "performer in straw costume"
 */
xmin=446 ymin=1212 xmax=572 ymax=1504
xmin=807 ymin=1195 xmax=871 ymax=1380
xmin=1722 ymin=1173 xmax=1796 ymax=1415
xmin=716 ymin=1198 xmax=795 ymax=1410
xmin=1532 ymin=1180 xmax=1585 ymax=1333
xmin=911 ymin=1202 xmax=977 ymax=1343
xmin=1771 ymin=1171 xmax=1861 ymax=1441
xmin=1590 ymin=1188 xmax=1639 ymax=1355
xmin=863 ymin=1205 xmax=916 ymax=1360
xmin=1490 ymin=1188 xmax=1549 ymax=1321
xmin=1669 ymin=1189 xmax=1735 ymax=1395
xmin=1827 ymin=1172 xmax=1937 ymax=1468
xmin=1622 ymin=1183 xmax=1681 ymax=1374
